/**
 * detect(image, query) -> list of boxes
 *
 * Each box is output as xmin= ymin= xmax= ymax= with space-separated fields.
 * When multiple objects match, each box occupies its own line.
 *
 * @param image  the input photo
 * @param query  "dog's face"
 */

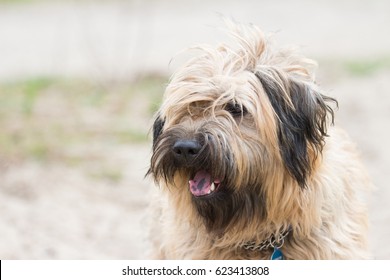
xmin=148 ymin=23 xmax=335 ymax=233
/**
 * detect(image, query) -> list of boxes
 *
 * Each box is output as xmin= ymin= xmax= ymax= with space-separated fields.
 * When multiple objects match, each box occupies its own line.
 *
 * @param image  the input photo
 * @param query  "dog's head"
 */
xmin=148 ymin=22 xmax=336 ymax=233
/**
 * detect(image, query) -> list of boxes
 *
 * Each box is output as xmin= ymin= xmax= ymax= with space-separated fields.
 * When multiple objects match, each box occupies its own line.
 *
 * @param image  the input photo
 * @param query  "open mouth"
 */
xmin=188 ymin=170 xmax=221 ymax=197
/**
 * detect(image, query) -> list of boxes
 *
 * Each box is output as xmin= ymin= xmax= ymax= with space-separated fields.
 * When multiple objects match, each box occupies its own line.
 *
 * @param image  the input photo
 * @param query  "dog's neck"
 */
xmin=241 ymin=227 xmax=292 ymax=256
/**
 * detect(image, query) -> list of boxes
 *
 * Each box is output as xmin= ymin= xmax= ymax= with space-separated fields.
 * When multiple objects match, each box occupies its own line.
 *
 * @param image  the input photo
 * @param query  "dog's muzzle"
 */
xmin=171 ymin=139 xmax=222 ymax=197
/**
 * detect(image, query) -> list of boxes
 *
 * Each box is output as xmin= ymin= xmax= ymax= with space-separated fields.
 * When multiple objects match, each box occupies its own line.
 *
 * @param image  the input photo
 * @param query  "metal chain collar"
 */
xmin=242 ymin=227 xmax=292 ymax=252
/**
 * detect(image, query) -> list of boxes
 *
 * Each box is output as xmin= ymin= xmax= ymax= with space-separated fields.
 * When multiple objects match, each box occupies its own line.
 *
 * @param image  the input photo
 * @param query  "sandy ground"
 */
xmin=0 ymin=0 xmax=389 ymax=259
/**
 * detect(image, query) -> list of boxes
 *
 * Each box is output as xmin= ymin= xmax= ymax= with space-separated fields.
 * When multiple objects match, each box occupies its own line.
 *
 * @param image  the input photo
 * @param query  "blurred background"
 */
xmin=0 ymin=0 xmax=389 ymax=259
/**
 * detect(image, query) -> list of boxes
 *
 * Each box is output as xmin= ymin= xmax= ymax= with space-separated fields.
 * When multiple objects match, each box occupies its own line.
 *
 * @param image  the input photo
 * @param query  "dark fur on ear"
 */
xmin=146 ymin=115 xmax=165 ymax=178
xmin=255 ymin=71 xmax=337 ymax=187
xmin=152 ymin=115 xmax=165 ymax=148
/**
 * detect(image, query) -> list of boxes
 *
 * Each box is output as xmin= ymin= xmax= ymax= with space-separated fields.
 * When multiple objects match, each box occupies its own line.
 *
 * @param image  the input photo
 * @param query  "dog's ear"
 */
xmin=256 ymin=71 xmax=336 ymax=187
xmin=146 ymin=115 xmax=165 ymax=179
xmin=152 ymin=115 xmax=165 ymax=148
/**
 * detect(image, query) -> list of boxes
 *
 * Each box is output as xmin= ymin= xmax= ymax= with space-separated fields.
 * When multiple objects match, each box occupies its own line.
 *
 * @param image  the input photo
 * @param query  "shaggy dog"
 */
xmin=147 ymin=21 xmax=370 ymax=259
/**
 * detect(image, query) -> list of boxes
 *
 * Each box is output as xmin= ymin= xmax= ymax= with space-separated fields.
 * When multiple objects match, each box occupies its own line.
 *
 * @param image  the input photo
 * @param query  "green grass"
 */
xmin=341 ymin=56 xmax=390 ymax=77
xmin=22 ymin=77 xmax=54 ymax=116
xmin=88 ymin=167 xmax=124 ymax=184
xmin=0 ymin=75 xmax=166 ymax=163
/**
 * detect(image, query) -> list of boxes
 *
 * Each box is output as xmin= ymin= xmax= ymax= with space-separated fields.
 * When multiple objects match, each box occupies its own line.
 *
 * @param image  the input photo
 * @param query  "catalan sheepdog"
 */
xmin=147 ymin=21 xmax=371 ymax=259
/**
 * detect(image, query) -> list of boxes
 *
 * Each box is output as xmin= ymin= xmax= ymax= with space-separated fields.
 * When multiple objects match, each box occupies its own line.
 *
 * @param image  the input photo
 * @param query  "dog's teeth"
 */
xmin=210 ymin=183 xmax=215 ymax=192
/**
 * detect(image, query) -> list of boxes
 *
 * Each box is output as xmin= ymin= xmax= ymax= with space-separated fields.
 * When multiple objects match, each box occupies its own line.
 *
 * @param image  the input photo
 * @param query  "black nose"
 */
xmin=172 ymin=140 xmax=201 ymax=163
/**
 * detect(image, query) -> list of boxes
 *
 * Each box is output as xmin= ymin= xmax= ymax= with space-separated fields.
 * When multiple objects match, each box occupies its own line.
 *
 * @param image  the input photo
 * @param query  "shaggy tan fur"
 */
xmin=147 ymin=21 xmax=371 ymax=259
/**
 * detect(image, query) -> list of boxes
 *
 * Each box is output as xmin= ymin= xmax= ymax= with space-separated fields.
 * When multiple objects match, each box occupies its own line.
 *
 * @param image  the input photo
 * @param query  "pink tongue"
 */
xmin=189 ymin=170 xmax=212 ymax=196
